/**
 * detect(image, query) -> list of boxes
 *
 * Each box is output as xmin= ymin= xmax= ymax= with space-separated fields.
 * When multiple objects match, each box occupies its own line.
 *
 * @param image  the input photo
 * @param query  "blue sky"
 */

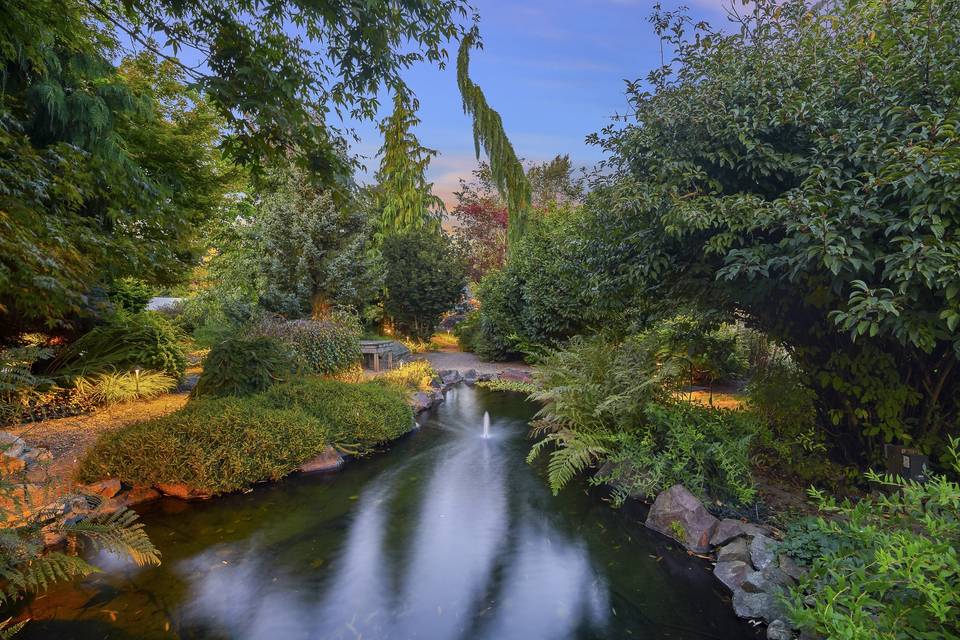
xmin=349 ymin=0 xmax=735 ymax=205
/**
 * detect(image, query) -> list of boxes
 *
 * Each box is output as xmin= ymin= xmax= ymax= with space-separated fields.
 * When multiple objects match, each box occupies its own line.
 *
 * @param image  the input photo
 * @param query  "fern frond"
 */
xmin=545 ymin=432 xmax=610 ymax=495
xmin=64 ymin=509 xmax=161 ymax=567
xmin=0 ymin=617 xmax=28 ymax=639
xmin=0 ymin=553 xmax=98 ymax=605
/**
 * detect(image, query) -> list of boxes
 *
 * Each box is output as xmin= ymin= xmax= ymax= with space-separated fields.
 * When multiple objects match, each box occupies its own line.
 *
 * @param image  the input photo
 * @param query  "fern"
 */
xmin=64 ymin=509 xmax=161 ymax=567
xmin=0 ymin=553 xmax=98 ymax=605
xmin=0 ymin=618 xmax=27 ymax=639
xmin=456 ymin=30 xmax=532 ymax=246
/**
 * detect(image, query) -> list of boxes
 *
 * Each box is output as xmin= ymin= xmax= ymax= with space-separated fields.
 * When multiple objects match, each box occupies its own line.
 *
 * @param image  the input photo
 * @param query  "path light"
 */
xmin=134 ymin=367 xmax=141 ymax=394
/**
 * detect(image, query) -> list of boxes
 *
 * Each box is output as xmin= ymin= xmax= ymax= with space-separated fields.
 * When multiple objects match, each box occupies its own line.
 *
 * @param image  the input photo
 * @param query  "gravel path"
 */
xmin=419 ymin=351 xmax=532 ymax=375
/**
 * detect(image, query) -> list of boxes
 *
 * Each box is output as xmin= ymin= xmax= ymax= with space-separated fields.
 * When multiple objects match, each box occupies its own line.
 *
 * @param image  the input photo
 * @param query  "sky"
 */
xmin=348 ymin=0 xmax=737 ymax=207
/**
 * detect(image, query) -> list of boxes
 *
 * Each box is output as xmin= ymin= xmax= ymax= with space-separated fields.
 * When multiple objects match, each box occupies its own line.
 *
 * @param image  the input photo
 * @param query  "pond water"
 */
xmin=19 ymin=386 xmax=755 ymax=640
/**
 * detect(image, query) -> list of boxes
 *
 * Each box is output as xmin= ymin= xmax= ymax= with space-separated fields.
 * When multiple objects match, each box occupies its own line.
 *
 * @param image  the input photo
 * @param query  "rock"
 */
xmin=713 ymin=560 xmax=753 ymax=592
xmin=710 ymin=518 xmax=773 ymax=546
xmin=0 ymin=482 xmax=48 ymax=519
xmin=767 ymin=619 xmax=793 ymax=640
xmin=41 ymin=525 xmax=67 ymax=547
xmin=743 ymin=564 xmax=794 ymax=594
xmin=645 ymin=484 xmax=719 ymax=553
xmin=463 ymin=369 xmax=479 ymax=385
xmin=299 ymin=446 xmax=343 ymax=473
xmin=115 ymin=485 xmax=161 ymax=507
xmin=779 ymin=553 xmax=808 ymax=581
xmin=82 ymin=478 xmax=122 ymax=499
xmin=413 ymin=392 xmax=434 ymax=413
xmin=717 ymin=537 xmax=751 ymax=563
xmin=155 ymin=483 xmax=211 ymax=500
xmin=498 ymin=368 xmax=532 ymax=384
xmin=439 ymin=369 xmax=462 ymax=385
xmin=750 ymin=535 xmax=781 ymax=571
xmin=733 ymin=589 xmax=782 ymax=621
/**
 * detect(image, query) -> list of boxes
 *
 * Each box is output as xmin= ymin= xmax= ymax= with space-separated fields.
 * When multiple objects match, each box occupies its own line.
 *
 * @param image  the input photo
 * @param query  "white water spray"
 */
xmin=481 ymin=411 xmax=491 ymax=439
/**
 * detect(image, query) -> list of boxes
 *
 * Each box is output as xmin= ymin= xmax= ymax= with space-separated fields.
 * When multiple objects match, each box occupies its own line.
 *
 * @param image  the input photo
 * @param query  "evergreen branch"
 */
xmin=456 ymin=30 xmax=531 ymax=246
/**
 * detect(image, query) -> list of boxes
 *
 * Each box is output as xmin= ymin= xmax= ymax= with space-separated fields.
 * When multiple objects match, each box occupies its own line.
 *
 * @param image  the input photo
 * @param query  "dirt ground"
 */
xmin=4 ymin=392 xmax=188 ymax=487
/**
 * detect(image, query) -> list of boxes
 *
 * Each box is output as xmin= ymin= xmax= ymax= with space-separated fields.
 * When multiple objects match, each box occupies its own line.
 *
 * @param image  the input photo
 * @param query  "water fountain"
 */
xmin=481 ymin=411 xmax=491 ymax=439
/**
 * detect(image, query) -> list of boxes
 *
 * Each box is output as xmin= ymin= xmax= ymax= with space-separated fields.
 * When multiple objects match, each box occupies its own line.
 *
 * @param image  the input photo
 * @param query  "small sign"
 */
xmin=884 ymin=444 xmax=929 ymax=482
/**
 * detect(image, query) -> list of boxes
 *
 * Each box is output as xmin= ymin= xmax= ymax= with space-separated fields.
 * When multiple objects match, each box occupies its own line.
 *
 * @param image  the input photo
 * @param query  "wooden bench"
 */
xmin=360 ymin=340 xmax=395 ymax=372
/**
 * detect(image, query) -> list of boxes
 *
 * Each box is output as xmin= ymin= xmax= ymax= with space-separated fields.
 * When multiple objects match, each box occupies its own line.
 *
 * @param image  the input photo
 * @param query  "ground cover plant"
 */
xmin=79 ymin=377 xmax=413 ymax=494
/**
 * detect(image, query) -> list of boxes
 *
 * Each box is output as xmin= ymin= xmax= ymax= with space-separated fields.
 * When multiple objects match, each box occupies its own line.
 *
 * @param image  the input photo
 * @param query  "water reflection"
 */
xmin=177 ymin=397 xmax=610 ymax=640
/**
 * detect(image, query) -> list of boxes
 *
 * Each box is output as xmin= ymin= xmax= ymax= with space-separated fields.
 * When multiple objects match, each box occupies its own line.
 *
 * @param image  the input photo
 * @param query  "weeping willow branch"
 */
xmin=456 ymin=30 xmax=531 ymax=246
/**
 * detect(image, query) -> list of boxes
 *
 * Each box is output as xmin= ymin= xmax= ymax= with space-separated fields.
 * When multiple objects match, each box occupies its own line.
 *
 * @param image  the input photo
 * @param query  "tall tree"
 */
xmin=456 ymin=30 xmax=531 ymax=246
xmin=373 ymin=91 xmax=444 ymax=241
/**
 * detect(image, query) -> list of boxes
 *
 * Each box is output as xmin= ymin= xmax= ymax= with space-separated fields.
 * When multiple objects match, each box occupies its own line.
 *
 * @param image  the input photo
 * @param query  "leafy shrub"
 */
xmin=0 ymin=345 xmax=55 ymax=424
xmin=52 ymin=311 xmax=186 ymax=380
xmin=248 ymin=312 xmax=361 ymax=375
xmin=74 ymin=370 xmax=176 ymax=405
xmin=597 ymin=403 xmax=758 ymax=506
xmin=176 ymin=291 xmax=264 ymax=347
xmin=381 ymin=229 xmax=467 ymax=341
xmin=77 ymin=396 xmax=330 ymax=493
xmin=108 ymin=277 xmax=153 ymax=312
xmin=191 ymin=336 xmax=297 ymax=398
xmin=375 ymin=360 xmax=435 ymax=392
xmin=260 ymin=378 xmax=412 ymax=454
xmin=79 ymin=378 xmax=413 ymax=492
xmin=784 ymin=438 xmax=960 ymax=639
xmin=461 ymin=275 xmax=522 ymax=361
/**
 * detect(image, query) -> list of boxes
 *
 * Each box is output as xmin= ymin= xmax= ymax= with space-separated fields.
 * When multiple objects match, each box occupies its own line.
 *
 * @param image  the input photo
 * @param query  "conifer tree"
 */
xmin=456 ymin=30 xmax=532 ymax=246
xmin=374 ymin=92 xmax=444 ymax=241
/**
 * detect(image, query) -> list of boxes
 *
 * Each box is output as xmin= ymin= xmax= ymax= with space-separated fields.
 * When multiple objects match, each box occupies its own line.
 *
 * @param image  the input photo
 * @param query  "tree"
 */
xmin=456 ymin=30 xmax=531 ymax=246
xmin=257 ymin=166 xmax=382 ymax=318
xmin=381 ymin=230 xmax=466 ymax=340
xmin=527 ymin=154 xmax=583 ymax=208
xmin=373 ymin=91 xmax=444 ymax=242
xmin=450 ymin=164 xmax=509 ymax=281
xmin=588 ymin=0 xmax=960 ymax=455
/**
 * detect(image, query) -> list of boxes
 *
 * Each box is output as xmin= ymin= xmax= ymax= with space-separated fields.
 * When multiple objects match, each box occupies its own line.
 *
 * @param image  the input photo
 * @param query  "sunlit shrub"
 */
xmin=74 ymin=370 xmax=176 ymax=405
xmin=375 ymin=360 xmax=435 ymax=392
xmin=248 ymin=312 xmax=361 ymax=375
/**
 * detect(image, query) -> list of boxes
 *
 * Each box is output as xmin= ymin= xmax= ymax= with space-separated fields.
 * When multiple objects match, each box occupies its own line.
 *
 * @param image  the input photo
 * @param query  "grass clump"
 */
xmin=75 ymin=370 xmax=177 ymax=405
xmin=375 ymin=360 xmax=435 ymax=392
xmin=78 ymin=396 xmax=329 ymax=494
xmin=260 ymin=377 xmax=412 ymax=455
xmin=78 ymin=377 xmax=414 ymax=494
xmin=191 ymin=336 xmax=297 ymax=398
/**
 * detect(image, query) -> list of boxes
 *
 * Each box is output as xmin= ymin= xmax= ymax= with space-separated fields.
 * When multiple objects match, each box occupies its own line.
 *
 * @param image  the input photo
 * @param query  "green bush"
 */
xmin=260 ymin=377 xmax=412 ymax=454
xmin=784 ymin=438 xmax=960 ymax=639
xmin=597 ymin=402 xmax=758 ymax=506
xmin=191 ymin=336 xmax=297 ymax=398
xmin=78 ymin=377 xmax=414 ymax=493
xmin=249 ymin=312 xmax=361 ymax=375
xmin=381 ymin=229 xmax=467 ymax=341
xmin=52 ymin=311 xmax=186 ymax=380
xmin=108 ymin=277 xmax=154 ymax=313
xmin=77 ymin=396 xmax=329 ymax=493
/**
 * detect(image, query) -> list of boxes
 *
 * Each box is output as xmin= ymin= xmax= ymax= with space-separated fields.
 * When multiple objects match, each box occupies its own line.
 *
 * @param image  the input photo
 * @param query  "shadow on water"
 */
xmin=17 ymin=387 xmax=757 ymax=640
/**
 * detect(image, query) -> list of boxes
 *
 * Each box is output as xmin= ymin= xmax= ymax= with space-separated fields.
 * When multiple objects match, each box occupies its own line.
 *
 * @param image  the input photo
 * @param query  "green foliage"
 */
xmin=257 ymin=164 xmax=382 ymax=317
xmin=528 ymin=333 xmax=757 ymax=504
xmin=260 ymin=378 xmax=412 ymax=455
xmin=191 ymin=336 xmax=296 ymax=399
xmin=249 ymin=313 xmax=361 ymax=375
xmin=381 ymin=229 xmax=467 ymax=341
xmin=74 ymin=370 xmax=176 ymax=405
xmin=108 ymin=277 xmax=154 ymax=313
xmin=456 ymin=30 xmax=532 ymax=245
xmin=79 ymin=378 xmax=413 ymax=492
xmin=785 ymin=438 xmax=960 ymax=639
xmin=587 ymin=0 xmax=960 ymax=451
xmin=374 ymin=360 xmax=436 ymax=393
xmin=374 ymin=92 xmax=444 ymax=241
xmin=598 ymin=403 xmax=758 ymax=507
xmin=77 ymin=395 xmax=328 ymax=493
xmin=476 ymin=379 xmax=536 ymax=394
xmin=52 ymin=311 xmax=186 ymax=380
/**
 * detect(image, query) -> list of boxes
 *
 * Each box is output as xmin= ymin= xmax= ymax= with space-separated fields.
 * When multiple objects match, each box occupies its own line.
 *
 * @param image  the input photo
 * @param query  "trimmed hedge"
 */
xmin=249 ymin=313 xmax=361 ymax=375
xmin=78 ymin=377 xmax=413 ymax=494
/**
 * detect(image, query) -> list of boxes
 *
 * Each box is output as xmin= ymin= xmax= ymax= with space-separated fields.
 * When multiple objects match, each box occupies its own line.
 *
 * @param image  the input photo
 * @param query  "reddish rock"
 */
xmin=115 ymin=485 xmax=161 ymax=507
xmin=645 ymin=484 xmax=719 ymax=553
xmin=82 ymin=478 xmax=122 ymax=499
xmin=0 ymin=452 xmax=26 ymax=475
xmin=155 ymin=483 xmax=211 ymax=500
xmin=299 ymin=446 xmax=344 ymax=473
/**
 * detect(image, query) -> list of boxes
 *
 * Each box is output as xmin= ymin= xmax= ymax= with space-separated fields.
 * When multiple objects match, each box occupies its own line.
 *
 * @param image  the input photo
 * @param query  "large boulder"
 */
xmin=750 ymin=535 xmax=781 ymax=571
xmin=717 ymin=538 xmax=752 ymax=563
xmin=645 ymin=484 xmax=719 ymax=553
xmin=766 ymin=619 xmax=793 ymax=640
xmin=155 ymin=483 xmax=212 ymax=500
xmin=438 ymin=369 xmax=462 ymax=385
xmin=299 ymin=446 xmax=344 ymax=473
xmin=82 ymin=478 xmax=122 ymax=499
xmin=733 ymin=590 xmax=783 ymax=621
xmin=713 ymin=560 xmax=753 ymax=592
xmin=710 ymin=518 xmax=772 ymax=546
xmin=413 ymin=392 xmax=434 ymax=413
